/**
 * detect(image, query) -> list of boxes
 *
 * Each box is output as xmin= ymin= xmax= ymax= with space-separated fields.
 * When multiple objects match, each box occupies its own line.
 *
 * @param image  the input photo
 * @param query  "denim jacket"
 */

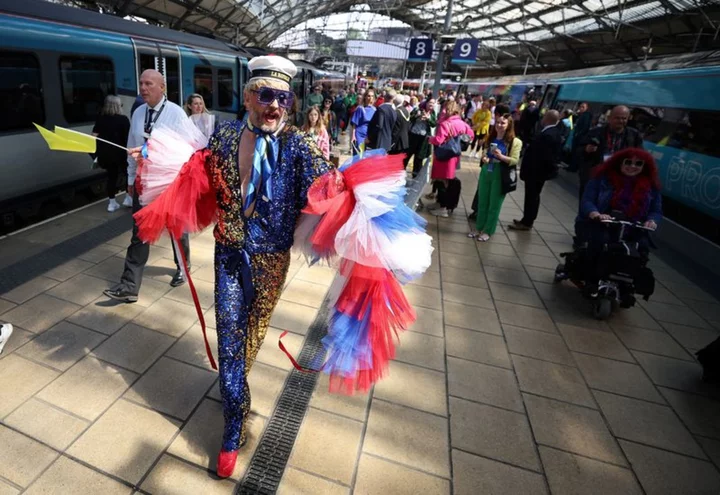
xmin=580 ymin=177 xmax=662 ymax=224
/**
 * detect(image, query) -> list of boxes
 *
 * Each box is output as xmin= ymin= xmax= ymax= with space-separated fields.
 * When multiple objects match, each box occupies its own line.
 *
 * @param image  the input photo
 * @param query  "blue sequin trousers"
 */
xmin=214 ymin=244 xmax=290 ymax=451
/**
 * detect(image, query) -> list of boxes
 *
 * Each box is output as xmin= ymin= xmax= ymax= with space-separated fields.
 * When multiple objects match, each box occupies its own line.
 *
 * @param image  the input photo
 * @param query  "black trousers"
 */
xmin=120 ymin=190 xmax=190 ymax=295
xmin=404 ymin=133 xmax=426 ymax=177
xmin=521 ymin=177 xmax=546 ymax=226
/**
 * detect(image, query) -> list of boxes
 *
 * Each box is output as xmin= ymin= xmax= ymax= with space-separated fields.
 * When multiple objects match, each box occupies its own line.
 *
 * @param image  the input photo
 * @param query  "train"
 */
xmin=0 ymin=0 xmax=346 ymax=228
xmin=447 ymin=53 xmax=720 ymax=247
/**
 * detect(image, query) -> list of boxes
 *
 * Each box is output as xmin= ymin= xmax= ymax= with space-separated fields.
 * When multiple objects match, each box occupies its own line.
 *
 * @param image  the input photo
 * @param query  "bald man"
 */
xmin=578 ymin=105 xmax=643 ymax=201
xmin=104 ymin=69 xmax=192 ymax=303
xmin=510 ymin=110 xmax=563 ymax=230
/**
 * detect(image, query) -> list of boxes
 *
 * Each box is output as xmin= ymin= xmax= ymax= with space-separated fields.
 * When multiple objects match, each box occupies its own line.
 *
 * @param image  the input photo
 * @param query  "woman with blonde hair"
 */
xmin=302 ymin=105 xmax=330 ymax=159
xmin=185 ymin=93 xmax=215 ymax=139
xmin=469 ymin=112 xmax=522 ymax=241
xmin=426 ymin=100 xmax=473 ymax=217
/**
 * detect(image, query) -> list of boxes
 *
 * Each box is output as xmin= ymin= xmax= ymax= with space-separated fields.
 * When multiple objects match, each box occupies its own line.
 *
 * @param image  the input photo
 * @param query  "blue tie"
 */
xmin=245 ymin=122 xmax=278 ymax=213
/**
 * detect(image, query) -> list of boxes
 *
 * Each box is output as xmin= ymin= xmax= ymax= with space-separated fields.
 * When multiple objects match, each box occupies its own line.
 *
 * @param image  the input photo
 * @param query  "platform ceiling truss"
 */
xmin=66 ymin=0 xmax=720 ymax=70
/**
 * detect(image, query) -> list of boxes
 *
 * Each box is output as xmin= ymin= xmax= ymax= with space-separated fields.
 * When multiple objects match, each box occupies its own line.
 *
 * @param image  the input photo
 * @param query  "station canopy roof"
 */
xmin=67 ymin=0 xmax=720 ymax=71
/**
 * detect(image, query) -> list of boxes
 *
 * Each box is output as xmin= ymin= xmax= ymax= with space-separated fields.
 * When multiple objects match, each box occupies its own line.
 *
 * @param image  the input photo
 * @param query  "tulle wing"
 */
xmin=139 ymin=120 xmax=208 ymax=206
xmin=297 ymin=152 xmax=434 ymax=394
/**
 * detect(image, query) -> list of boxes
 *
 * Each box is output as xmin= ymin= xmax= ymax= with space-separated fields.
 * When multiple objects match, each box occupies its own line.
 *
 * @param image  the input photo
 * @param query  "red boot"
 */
xmin=216 ymin=450 xmax=238 ymax=478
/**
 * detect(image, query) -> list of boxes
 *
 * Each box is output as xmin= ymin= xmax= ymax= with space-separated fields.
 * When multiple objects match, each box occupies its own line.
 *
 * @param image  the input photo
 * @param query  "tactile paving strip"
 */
xmin=0 ymin=214 xmax=133 ymax=295
xmin=237 ymin=162 xmax=430 ymax=494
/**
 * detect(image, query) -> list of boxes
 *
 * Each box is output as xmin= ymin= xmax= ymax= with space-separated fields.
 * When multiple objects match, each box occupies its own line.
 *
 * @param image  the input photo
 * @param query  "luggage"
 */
xmin=696 ymin=336 xmax=720 ymax=383
xmin=437 ymin=178 xmax=462 ymax=212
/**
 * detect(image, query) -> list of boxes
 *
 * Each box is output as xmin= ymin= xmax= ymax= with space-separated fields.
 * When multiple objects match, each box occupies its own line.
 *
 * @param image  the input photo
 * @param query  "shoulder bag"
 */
xmin=433 ymin=123 xmax=462 ymax=161
xmin=500 ymin=140 xmax=518 ymax=195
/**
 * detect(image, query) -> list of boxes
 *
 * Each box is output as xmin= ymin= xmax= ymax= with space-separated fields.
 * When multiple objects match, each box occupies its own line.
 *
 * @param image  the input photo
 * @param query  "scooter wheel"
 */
xmin=553 ymin=264 xmax=566 ymax=284
xmin=593 ymin=298 xmax=613 ymax=320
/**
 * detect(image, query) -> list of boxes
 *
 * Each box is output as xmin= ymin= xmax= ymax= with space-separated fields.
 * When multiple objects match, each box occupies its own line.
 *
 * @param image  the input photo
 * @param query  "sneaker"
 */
xmin=0 ymin=323 xmax=13 ymax=354
xmin=122 ymin=195 xmax=133 ymax=208
xmin=107 ymin=199 xmax=120 ymax=212
xmin=103 ymin=287 xmax=138 ymax=303
xmin=470 ymin=151 xmax=477 ymax=158
xmin=429 ymin=207 xmax=449 ymax=218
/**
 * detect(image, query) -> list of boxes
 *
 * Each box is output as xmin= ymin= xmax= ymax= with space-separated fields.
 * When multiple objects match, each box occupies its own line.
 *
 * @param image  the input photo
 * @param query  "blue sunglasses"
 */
xmin=252 ymin=87 xmax=295 ymax=109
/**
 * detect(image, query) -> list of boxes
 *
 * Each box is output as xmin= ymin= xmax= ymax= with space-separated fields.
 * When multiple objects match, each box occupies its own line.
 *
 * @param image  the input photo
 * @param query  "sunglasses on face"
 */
xmin=252 ymin=87 xmax=294 ymax=109
xmin=622 ymin=158 xmax=645 ymax=168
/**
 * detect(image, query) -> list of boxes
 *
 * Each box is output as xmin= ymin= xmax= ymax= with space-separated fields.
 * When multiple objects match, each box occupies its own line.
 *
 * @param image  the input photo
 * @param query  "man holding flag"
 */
xmin=104 ymin=69 xmax=193 ymax=302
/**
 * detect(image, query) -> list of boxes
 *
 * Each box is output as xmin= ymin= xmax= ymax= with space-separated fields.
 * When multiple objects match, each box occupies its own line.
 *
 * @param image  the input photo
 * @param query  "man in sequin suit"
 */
xmin=208 ymin=56 xmax=332 ymax=476
xmin=137 ymin=56 xmax=332 ymax=477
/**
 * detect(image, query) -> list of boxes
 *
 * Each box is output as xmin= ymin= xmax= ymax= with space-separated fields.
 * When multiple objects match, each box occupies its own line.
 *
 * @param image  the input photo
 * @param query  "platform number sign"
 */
xmin=408 ymin=38 xmax=433 ymax=62
xmin=452 ymin=39 xmax=479 ymax=64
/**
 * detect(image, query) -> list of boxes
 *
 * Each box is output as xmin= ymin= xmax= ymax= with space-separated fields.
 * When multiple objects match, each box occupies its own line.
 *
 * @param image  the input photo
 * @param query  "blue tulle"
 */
xmin=322 ymin=310 xmax=373 ymax=376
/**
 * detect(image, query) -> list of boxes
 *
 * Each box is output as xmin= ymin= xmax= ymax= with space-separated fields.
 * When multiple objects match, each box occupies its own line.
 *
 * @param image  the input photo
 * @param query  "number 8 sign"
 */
xmin=452 ymin=39 xmax=479 ymax=64
xmin=408 ymin=38 xmax=433 ymax=62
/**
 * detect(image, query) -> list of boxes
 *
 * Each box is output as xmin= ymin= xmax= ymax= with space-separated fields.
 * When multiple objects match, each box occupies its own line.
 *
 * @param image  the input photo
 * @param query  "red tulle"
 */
xmin=303 ymin=170 xmax=355 ymax=258
xmin=134 ymin=149 xmax=217 ymax=243
xmin=341 ymin=154 xmax=406 ymax=189
xmin=329 ymin=264 xmax=416 ymax=395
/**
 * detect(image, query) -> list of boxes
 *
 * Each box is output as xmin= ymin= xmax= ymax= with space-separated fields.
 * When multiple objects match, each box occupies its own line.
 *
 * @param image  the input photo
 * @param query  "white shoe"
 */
xmin=429 ymin=207 xmax=449 ymax=218
xmin=0 ymin=323 xmax=13 ymax=354
xmin=122 ymin=195 xmax=133 ymax=208
xmin=107 ymin=199 xmax=120 ymax=212
xmin=471 ymin=152 xmax=477 ymax=158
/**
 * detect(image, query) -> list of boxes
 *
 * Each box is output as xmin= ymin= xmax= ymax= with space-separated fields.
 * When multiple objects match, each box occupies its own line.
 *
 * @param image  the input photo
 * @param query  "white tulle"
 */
xmin=139 ymin=122 xmax=209 ymax=206
xmin=334 ymin=215 xmax=432 ymax=277
xmin=333 ymin=170 xmax=433 ymax=277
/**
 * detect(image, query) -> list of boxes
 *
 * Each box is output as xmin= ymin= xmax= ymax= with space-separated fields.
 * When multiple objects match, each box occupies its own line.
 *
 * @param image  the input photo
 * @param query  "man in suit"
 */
xmin=390 ymin=94 xmax=410 ymax=156
xmin=509 ymin=110 xmax=563 ymax=231
xmin=578 ymin=105 xmax=643 ymax=200
xmin=103 ymin=69 xmax=192 ymax=303
xmin=366 ymin=89 xmax=397 ymax=152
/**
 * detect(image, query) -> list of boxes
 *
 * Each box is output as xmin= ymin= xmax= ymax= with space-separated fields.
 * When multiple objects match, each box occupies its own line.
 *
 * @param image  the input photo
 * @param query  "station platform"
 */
xmin=1 ymin=154 xmax=720 ymax=495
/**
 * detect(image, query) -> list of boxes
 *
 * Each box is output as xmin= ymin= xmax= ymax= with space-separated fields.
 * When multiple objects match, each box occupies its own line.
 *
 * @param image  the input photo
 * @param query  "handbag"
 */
xmin=434 ymin=134 xmax=462 ymax=161
xmin=500 ymin=140 xmax=517 ymax=195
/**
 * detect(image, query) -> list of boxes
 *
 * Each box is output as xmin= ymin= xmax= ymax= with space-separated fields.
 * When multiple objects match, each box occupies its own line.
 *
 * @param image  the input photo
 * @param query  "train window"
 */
xmin=60 ymin=57 xmax=115 ymax=124
xmin=1 ymin=51 xmax=44 ymax=132
xmin=671 ymin=110 xmax=720 ymax=159
xmin=194 ymin=66 xmax=213 ymax=109
xmin=217 ymin=68 xmax=233 ymax=109
xmin=165 ymin=58 xmax=181 ymax=106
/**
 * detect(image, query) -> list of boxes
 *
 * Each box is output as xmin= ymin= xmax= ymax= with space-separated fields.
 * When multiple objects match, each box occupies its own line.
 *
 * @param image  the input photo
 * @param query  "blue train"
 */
xmin=0 ymin=0 xmax=345 ymax=226
xmin=461 ymin=52 xmax=720 ymax=247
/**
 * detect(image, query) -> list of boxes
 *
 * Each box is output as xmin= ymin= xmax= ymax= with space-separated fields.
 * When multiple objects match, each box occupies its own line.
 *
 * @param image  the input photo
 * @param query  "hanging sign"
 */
xmin=452 ymin=39 xmax=479 ymax=64
xmin=408 ymin=38 xmax=433 ymax=62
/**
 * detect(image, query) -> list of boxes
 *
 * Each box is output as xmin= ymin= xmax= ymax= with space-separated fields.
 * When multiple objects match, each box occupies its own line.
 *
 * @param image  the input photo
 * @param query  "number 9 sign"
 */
xmin=408 ymin=38 xmax=433 ymax=61
xmin=452 ymin=39 xmax=479 ymax=64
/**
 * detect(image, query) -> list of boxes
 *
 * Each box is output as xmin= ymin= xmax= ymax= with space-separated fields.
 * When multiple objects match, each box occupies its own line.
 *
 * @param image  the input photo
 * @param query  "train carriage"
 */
xmin=0 ymin=0 xmax=344 ymax=230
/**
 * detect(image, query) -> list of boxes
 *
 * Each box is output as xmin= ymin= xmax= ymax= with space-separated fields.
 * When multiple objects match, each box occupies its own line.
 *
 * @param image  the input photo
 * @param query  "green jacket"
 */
xmin=409 ymin=108 xmax=437 ymax=159
xmin=344 ymin=94 xmax=358 ymax=108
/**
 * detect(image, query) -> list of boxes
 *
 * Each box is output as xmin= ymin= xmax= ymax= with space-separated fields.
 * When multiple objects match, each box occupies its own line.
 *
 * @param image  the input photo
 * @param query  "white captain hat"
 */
xmin=248 ymin=55 xmax=297 ymax=84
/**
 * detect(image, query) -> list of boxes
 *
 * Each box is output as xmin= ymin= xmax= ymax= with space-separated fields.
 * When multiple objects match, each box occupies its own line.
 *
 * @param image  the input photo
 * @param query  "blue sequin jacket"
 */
xmin=207 ymin=120 xmax=332 ymax=254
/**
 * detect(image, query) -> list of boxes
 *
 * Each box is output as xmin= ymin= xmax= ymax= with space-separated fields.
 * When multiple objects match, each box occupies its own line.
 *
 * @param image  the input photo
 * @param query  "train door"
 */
xmin=131 ymin=39 xmax=182 ymax=106
xmin=539 ymin=84 xmax=559 ymax=111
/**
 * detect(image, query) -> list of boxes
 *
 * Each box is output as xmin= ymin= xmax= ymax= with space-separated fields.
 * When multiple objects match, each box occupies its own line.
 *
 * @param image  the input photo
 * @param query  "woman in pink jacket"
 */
xmin=427 ymin=101 xmax=474 ymax=217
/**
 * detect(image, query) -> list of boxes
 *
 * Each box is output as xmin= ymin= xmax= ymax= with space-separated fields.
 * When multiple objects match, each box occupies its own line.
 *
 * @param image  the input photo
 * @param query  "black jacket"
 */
xmin=392 ymin=106 xmax=411 ymax=152
xmin=367 ymin=103 xmax=397 ymax=151
xmin=520 ymin=125 xmax=563 ymax=182
xmin=579 ymin=125 xmax=644 ymax=183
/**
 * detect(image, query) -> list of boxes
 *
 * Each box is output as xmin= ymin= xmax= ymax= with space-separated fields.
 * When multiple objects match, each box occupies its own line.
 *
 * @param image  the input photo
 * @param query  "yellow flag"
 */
xmin=55 ymin=126 xmax=97 ymax=153
xmin=33 ymin=123 xmax=96 ymax=153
